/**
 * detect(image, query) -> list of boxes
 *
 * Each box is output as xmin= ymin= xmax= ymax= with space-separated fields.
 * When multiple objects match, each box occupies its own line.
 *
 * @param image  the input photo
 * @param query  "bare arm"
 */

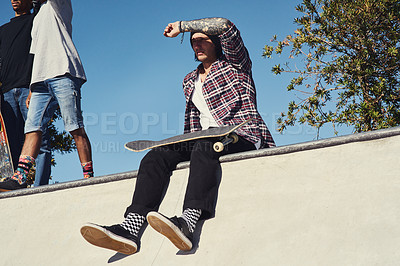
xmin=164 ymin=17 xmax=232 ymax=38
xmin=26 ymin=90 xmax=32 ymax=109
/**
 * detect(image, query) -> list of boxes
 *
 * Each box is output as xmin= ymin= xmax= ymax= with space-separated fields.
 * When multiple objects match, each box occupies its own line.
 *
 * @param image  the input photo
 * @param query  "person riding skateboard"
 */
xmin=0 ymin=0 xmax=94 ymax=191
xmin=81 ymin=17 xmax=275 ymax=255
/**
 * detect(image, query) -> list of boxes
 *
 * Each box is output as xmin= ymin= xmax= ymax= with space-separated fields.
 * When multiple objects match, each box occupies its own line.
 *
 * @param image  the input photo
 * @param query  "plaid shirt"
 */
xmin=182 ymin=24 xmax=275 ymax=148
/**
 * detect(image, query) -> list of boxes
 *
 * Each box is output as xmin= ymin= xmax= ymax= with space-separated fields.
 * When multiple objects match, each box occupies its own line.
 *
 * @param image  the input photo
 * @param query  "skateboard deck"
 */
xmin=125 ymin=118 xmax=253 ymax=153
xmin=0 ymin=112 xmax=14 ymax=179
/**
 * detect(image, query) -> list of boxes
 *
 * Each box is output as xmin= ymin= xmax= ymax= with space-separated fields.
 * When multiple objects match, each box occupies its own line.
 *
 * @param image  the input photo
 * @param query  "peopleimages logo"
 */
xmin=81 ymin=111 xmax=318 ymax=153
xmin=83 ymin=112 xmax=185 ymax=136
xmin=82 ymin=111 xmax=317 ymax=136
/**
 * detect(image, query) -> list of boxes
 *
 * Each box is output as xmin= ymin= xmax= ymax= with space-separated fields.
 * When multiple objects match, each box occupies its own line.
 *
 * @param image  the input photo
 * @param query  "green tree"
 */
xmin=48 ymin=108 xmax=77 ymax=158
xmin=263 ymin=0 xmax=400 ymax=135
xmin=26 ymin=108 xmax=76 ymax=185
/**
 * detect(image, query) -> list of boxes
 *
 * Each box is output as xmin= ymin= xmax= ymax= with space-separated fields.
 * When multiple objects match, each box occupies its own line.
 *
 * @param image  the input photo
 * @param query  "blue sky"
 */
xmin=0 ymin=0 xmax=350 ymax=183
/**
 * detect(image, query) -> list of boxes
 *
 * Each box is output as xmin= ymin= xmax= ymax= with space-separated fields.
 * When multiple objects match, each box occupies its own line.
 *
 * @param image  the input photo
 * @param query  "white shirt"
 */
xmin=191 ymin=74 xmax=219 ymax=130
xmin=30 ymin=0 xmax=86 ymax=85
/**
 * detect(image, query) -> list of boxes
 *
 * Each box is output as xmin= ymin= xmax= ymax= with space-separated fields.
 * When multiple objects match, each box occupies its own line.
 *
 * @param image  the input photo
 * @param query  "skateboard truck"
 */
xmin=213 ymin=133 xmax=239 ymax=152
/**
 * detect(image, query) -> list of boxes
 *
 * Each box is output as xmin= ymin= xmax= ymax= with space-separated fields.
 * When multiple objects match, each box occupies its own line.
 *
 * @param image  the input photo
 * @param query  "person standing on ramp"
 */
xmin=0 ymin=0 xmax=94 ymax=191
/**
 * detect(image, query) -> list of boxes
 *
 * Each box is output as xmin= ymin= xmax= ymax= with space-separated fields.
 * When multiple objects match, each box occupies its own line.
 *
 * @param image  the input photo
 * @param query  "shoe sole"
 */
xmin=80 ymin=223 xmax=137 ymax=255
xmin=0 ymin=180 xmax=26 ymax=192
xmin=147 ymin=212 xmax=192 ymax=251
xmin=0 ymin=187 xmax=26 ymax=192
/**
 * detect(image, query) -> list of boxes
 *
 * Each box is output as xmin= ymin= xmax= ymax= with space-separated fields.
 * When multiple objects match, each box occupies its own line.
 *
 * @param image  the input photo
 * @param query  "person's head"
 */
xmin=190 ymin=32 xmax=223 ymax=64
xmin=11 ymin=0 xmax=32 ymax=16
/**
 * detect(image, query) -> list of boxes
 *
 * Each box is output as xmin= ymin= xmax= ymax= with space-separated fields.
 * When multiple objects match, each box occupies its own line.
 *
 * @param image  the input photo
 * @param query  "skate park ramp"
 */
xmin=1 ymin=127 xmax=400 ymax=266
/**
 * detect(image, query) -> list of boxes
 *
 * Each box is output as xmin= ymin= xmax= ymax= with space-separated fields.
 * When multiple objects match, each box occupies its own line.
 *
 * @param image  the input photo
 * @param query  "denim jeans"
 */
xmin=1 ymin=88 xmax=57 ymax=186
xmin=26 ymin=75 xmax=84 ymax=134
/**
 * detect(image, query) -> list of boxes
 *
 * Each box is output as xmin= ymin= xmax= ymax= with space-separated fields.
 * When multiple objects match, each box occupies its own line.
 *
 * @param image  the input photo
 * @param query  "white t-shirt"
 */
xmin=30 ymin=0 xmax=86 ymax=85
xmin=191 ymin=74 xmax=219 ymax=130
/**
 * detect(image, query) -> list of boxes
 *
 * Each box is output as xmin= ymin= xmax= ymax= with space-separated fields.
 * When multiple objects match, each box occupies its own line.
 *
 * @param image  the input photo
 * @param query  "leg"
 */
xmin=19 ymin=88 xmax=58 ymax=186
xmin=23 ymin=81 xmax=57 ymax=159
xmin=70 ymin=128 xmax=92 ymax=163
xmin=33 ymin=99 xmax=58 ymax=186
xmin=20 ymin=131 xmax=42 ymax=158
xmin=33 ymin=148 xmax=51 ymax=186
xmin=81 ymin=144 xmax=189 ymax=255
xmin=146 ymin=139 xmax=221 ymax=251
xmin=0 ymin=130 xmax=42 ymax=191
xmin=70 ymin=128 xmax=93 ymax=178
xmin=183 ymin=136 xmax=256 ymax=219
xmin=125 ymin=145 xmax=189 ymax=217
xmin=0 ymin=83 xmax=55 ymax=190
xmin=1 ymin=89 xmax=25 ymax=170
xmin=47 ymin=75 xmax=93 ymax=177
xmin=32 ymin=127 xmax=52 ymax=186
xmin=146 ymin=137 xmax=256 ymax=250
xmin=182 ymin=138 xmax=223 ymax=219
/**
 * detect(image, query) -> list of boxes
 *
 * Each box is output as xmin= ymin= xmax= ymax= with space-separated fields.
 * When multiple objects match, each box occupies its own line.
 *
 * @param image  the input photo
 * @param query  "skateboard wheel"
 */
xmin=230 ymin=133 xmax=239 ymax=144
xmin=213 ymin=142 xmax=224 ymax=152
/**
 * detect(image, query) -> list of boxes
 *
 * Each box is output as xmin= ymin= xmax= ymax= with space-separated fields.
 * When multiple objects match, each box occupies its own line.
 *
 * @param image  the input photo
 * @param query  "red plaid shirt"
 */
xmin=182 ymin=24 xmax=275 ymax=148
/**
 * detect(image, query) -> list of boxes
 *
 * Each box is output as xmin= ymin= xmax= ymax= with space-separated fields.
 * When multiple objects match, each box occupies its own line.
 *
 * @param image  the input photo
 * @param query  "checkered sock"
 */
xmin=11 ymin=155 xmax=35 ymax=184
xmin=120 ymin=213 xmax=146 ymax=237
xmin=81 ymin=161 xmax=94 ymax=179
xmin=181 ymin=208 xmax=202 ymax=233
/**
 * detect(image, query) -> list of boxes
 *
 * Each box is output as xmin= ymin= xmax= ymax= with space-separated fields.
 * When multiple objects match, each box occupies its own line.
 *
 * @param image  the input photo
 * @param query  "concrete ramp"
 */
xmin=1 ymin=127 xmax=400 ymax=265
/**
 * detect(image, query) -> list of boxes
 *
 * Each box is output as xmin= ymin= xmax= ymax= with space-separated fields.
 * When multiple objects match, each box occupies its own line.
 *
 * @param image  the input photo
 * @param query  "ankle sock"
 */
xmin=181 ymin=208 xmax=202 ymax=233
xmin=11 ymin=155 xmax=35 ymax=184
xmin=81 ymin=161 xmax=94 ymax=179
xmin=121 ymin=213 xmax=146 ymax=237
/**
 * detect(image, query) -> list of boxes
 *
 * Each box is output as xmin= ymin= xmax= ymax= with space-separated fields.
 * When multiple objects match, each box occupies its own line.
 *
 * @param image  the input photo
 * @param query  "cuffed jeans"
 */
xmin=125 ymin=136 xmax=256 ymax=219
xmin=1 ymin=88 xmax=57 ymax=186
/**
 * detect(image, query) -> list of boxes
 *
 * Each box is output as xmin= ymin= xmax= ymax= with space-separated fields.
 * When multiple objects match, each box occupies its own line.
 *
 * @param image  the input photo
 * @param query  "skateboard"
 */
xmin=0 ymin=112 xmax=14 ymax=179
xmin=125 ymin=118 xmax=253 ymax=153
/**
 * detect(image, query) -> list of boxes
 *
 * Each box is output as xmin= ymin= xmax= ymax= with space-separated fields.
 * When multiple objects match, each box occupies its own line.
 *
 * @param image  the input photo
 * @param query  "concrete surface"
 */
xmin=1 ymin=127 xmax=400 ymax=266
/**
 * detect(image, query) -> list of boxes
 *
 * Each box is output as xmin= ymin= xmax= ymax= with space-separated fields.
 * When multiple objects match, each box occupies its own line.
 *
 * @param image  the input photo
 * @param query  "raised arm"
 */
xmin=164 ymin=17 xmax=251 ymax=72
xmin=164 ymin=17 xmax=232 ymax=38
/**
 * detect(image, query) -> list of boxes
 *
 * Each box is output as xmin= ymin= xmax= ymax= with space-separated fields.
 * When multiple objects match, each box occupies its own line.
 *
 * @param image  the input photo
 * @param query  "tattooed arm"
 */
xmin=163 ymin=17 xmax=232 ymax=38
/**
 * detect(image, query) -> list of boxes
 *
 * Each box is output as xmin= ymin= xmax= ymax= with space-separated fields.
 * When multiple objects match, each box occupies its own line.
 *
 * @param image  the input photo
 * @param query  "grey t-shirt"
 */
xmin=30 ymin=0 xmax=86 ymax=85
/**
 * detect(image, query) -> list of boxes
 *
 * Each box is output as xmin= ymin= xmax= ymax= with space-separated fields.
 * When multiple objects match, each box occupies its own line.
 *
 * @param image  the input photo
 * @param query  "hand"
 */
xmin=163 ymin=21 xmax=181 ymax=38
xmin=26 ymin=91 xmax=32 ymax=109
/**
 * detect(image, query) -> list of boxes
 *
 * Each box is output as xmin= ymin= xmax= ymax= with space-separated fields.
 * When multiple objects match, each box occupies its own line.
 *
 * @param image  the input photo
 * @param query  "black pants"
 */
xmin=124 ymin=136 xmax=256 ymax=219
